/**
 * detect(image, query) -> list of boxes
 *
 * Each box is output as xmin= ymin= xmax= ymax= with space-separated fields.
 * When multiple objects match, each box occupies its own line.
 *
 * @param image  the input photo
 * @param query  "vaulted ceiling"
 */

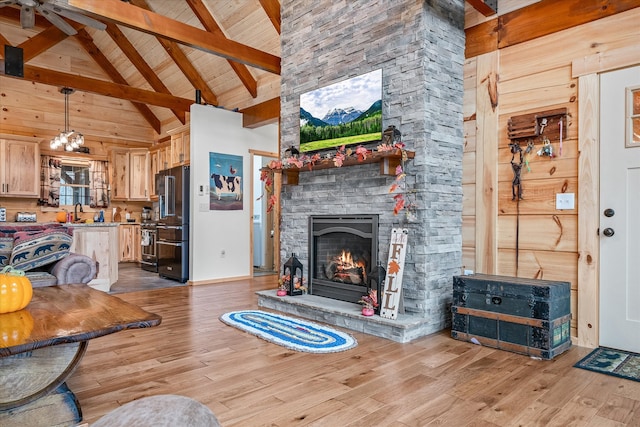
xmin=0 ymin=0 xmax=281 ymax=145
xmin=0 ymin=0 xmax=502 ymax=147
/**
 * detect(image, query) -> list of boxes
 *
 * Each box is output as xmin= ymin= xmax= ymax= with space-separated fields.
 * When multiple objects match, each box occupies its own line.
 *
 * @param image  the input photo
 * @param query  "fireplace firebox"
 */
xmin=309 ymin=215 xmax=378 ymax=303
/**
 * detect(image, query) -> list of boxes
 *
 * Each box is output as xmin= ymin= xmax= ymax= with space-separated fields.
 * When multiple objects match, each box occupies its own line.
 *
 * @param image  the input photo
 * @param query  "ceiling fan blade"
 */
xmin=0 ymin=1 xmax=19 ymax=7
xmin=37 ymin=5 xmax=77 ymax=35
xmin=42 ymin=2 xmax=107 ymax=31
xmin=20 ymin=5 xmax=35 ymax=29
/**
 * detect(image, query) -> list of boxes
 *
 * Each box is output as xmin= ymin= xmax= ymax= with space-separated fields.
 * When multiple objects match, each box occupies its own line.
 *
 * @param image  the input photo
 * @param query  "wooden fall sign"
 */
xmin=380 ymin=228 xmax=408 ymax=320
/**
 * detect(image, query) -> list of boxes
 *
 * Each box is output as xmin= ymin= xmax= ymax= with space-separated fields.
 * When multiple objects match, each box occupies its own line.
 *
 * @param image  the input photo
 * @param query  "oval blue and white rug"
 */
xmin=220 ymin=310 xmax=357 ymax=353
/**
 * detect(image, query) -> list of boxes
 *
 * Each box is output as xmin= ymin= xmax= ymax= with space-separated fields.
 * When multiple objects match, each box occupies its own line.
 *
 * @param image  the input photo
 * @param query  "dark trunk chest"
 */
xmin=451 ymin=274 xmax=571 ymax=359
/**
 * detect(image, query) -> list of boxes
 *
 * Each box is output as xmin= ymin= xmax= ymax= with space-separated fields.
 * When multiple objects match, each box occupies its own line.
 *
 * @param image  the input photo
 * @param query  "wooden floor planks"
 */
xmin=63 ymin=270 xmax=640 ymax=426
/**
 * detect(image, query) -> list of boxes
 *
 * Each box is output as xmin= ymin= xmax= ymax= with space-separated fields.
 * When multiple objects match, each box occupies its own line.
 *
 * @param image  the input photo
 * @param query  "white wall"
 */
xmin=189 ymin=104 xmax=278 ymax=282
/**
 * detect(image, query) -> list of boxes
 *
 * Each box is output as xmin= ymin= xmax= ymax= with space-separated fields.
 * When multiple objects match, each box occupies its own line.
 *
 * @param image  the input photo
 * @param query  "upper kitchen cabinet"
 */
xmin=111 ymin=148 xmax=150 ymax=201
xmin=168 ymin=125 xmax=190 ymax=166
xmin=149 ymin=141 xmax=171 ymax=197
xmin=0 ymin=136 xmax=40 ymax=198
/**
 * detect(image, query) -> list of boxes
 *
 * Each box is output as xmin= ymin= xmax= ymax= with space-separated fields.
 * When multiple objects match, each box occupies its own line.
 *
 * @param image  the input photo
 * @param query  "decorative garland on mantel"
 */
xmin=260 ymin=143 xmax=416 ymax=217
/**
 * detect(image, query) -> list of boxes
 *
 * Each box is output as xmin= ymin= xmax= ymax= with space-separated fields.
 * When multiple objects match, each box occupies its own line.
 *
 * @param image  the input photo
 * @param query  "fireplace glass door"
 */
xmin=309 ymin=215 xmax=378 ymax=303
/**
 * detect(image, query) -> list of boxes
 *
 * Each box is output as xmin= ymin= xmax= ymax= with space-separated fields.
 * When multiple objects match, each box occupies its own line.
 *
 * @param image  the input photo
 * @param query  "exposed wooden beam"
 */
xmin=19 ymin=25 xmax=74 ymax=62
xmin=498 ymin=0 xmax=640 ymax=49
xmin=466 ymin=0 xmax=640 ymax=58
xmin=186 ymin=0 xmax=258 ymax=98
xmin=258 ymin=0 xmax=281 ymax=35
xmin=67 ymin=0 xmax=281 ymax=75
xmin=0 ymin=64 xmax=194 ymax=111
xmin=74 ymin=28 xmax=161 ymax=133
xmin=466 ymin=0 xmax=497 ymax=17
xmin=240 ymin=97 xmax=280 ymax=129
xmin=0 ymin=7 xmax=78 ymax=61
xmin=105 ymin=22 xmax=186 ymax=124
xmin=465 ymin=19 xmax=498 ymax=59
xmin=130 ymin=0 xmax=218 ymax=106
xmin=1 ymin=15 xmax=162 ymax=132
xmin=158 ymin=38 xmax=218 ymax=106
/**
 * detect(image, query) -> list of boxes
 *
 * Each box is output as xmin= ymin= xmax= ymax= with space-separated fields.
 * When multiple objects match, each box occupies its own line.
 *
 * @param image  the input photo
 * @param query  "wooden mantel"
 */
xmin=270 ymin=149 xmax=415 ymax=185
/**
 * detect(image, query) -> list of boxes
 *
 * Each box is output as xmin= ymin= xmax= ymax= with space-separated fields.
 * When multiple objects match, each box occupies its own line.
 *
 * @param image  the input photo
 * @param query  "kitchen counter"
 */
xmin=0 ymin=222 xmax=120 ymax=227
xmin=65 ymin=222 xmax=120 ymax=227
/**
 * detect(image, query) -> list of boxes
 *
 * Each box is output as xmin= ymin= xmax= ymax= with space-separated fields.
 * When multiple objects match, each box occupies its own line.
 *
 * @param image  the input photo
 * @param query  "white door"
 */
xmin=599 ymin=65 xmax=640 ymax=352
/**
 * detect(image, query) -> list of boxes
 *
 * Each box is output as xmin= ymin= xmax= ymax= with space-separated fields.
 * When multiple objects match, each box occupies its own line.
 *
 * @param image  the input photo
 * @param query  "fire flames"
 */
xmin=329 ymin=250 xmax=367 ymax=284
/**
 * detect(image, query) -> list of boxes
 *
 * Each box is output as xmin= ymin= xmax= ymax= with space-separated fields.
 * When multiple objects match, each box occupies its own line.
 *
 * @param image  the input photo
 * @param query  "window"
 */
xmin=59 ymin=161 xmax=91 ymax=206
xmin=39 ymin=156 xmax=109 ymax=208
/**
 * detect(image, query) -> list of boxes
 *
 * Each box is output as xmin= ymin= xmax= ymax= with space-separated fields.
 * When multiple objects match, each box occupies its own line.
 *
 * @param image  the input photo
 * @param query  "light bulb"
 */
xmin=65 ymin=144 xmax=74 ymax=151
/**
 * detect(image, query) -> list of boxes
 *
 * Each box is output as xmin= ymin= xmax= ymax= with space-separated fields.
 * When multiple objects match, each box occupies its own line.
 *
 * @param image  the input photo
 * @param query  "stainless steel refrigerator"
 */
xmin=156 ymin=165 xmax=189 ymax=282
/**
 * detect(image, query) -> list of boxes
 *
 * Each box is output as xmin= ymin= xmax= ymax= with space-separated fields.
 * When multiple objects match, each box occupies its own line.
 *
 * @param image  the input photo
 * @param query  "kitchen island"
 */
xmin=66 ymin=222 xmax=120 ymax=292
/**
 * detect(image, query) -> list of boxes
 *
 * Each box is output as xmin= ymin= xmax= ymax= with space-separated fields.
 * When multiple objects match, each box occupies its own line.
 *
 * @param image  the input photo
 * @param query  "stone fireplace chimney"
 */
xmin=275 ymin=0 xmax=465 ymax=341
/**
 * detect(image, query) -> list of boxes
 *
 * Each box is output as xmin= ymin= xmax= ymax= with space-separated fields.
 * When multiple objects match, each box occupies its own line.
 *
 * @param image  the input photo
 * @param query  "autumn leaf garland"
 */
xmin=260 ymin=143 xmax=413 ymax=215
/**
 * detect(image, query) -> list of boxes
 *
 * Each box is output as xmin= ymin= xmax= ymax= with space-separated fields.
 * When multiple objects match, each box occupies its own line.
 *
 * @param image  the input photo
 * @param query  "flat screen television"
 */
xmin=299 ymin=69 xmax=382 ymax=153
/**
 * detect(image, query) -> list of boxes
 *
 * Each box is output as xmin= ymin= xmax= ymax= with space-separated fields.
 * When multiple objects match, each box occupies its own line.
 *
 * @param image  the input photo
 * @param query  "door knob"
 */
xmin=604 ymin=208 xmax=615 ymax=217
xmin=603 ymin=228 xmax=615 ymax=237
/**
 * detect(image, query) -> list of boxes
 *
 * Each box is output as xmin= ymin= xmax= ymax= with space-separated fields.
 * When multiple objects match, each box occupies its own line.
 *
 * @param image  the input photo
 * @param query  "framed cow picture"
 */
xmin=209 ymin=152 xmax=243 ymax=211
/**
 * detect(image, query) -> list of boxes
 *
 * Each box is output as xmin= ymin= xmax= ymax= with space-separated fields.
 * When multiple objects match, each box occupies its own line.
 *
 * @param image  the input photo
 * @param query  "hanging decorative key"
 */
xmin=524 ymin=139 xmax=535 ymax=172
xmin=537 ymin=137 xmax=554 ymax=158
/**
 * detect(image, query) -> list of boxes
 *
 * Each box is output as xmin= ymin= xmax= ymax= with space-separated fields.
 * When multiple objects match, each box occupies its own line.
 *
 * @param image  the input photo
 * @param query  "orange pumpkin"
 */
xmin=0 ymin=309 xmax=34 ymax=346
xmin=0 ymin=266 xmax=33 ymax=314
xmin=56 ymin=211 xmax=68 ymax=223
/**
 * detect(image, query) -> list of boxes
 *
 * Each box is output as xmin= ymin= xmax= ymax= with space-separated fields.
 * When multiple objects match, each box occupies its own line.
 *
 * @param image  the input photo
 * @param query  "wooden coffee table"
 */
xmin=0 ymin=284 xmax=162 ymax=426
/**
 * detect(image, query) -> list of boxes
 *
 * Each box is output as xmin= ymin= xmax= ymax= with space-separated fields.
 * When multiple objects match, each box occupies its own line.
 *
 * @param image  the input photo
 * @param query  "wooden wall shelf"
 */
xmin=269 ymin=149 xmax=415 ymax=185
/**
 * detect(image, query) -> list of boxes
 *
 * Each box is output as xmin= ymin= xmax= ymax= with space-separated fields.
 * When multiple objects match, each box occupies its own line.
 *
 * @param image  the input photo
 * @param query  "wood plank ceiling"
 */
xmin=0 ymin=0 xmax=281 ymax=142
xmin=0 ymin=0 xmax=514 ymax=145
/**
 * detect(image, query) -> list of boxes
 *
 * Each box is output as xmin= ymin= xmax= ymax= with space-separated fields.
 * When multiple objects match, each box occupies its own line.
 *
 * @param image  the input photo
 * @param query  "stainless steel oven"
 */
xmin=157 ymin=224 xmax=188 ymax=282
xmin=140 ymin=222 xmax=158 ymax=272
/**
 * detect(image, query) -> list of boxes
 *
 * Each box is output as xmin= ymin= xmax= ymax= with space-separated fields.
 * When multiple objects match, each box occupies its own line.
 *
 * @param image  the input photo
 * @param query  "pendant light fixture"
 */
xmin=50 ymin=87 xmax=84 ymax=151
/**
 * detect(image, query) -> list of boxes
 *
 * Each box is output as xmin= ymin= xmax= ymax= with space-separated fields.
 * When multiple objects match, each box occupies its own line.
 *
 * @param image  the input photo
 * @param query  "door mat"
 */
xmin=220 ymin=310 xmax=357 ymax=353
xmin=574 ymin=347 xmax=640 ymax=382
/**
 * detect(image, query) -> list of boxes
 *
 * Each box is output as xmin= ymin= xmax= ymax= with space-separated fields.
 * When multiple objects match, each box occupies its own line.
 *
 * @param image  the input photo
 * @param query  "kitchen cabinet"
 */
xmin=111 ymin=148 xmax=150 ymax=201
xmin=119 ymin=224 xmax=141 ymax=262
xmin=168 ymin=124 xmax=190 ymax=166
xmin=0 ymin=136 xmax=40 ymax=197
xmin=149 ymin=141 xmax=171 ymax=197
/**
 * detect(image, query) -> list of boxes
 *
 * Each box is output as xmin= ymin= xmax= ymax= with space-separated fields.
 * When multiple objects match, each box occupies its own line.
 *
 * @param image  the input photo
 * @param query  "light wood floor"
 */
xmin=67 ymin=274 xmax=640 ymax=426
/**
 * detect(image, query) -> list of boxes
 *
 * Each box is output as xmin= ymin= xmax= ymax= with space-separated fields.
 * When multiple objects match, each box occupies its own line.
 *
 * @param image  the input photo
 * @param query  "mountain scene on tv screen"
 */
xmin=299 ymin=100 xmax=382 ymax=152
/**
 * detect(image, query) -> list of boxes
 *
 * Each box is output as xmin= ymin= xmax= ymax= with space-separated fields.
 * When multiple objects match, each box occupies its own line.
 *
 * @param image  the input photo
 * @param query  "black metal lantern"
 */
xmin=382 ymin=125 xmax=402 ymax=145
xmin=283 ymin=253 xmax=303 ymax=296
xmin=367 ymin=261 xmax=386 ymax=314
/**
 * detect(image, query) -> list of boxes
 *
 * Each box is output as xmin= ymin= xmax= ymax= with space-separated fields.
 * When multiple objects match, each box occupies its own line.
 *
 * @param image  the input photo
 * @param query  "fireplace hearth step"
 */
xmin=256 ymin=290 xmax=439 ymax=343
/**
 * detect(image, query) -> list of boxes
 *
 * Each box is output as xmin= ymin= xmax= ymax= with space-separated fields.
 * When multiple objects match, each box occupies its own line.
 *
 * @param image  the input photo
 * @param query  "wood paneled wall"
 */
xmin=463 ymin=3 xmax=640 ymax=343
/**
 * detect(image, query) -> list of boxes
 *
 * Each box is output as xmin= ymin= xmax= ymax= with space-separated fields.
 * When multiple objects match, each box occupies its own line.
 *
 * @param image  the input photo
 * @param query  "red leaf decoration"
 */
xmin=356 ymin=146 xmax=369 ymax=161
xmin=393 ymin=197 xmax=405 ymax=215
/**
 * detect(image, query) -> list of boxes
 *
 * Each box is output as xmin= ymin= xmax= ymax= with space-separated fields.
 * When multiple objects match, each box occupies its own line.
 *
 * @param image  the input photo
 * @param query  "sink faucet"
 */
xmin=74 ymin=203 xmax=83 ymax=222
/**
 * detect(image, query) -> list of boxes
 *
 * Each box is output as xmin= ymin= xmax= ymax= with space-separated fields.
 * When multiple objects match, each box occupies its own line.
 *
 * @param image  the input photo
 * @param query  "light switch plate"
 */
xmin=556 ymin=193 xmax=575 ymax=210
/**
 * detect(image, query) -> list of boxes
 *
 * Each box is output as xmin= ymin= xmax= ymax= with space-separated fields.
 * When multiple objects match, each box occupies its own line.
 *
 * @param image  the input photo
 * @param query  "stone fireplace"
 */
xmin=309 ymin=215 xmax=378 ymax=304
xmin=258 ymin=0 xmax=465 ymax=342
